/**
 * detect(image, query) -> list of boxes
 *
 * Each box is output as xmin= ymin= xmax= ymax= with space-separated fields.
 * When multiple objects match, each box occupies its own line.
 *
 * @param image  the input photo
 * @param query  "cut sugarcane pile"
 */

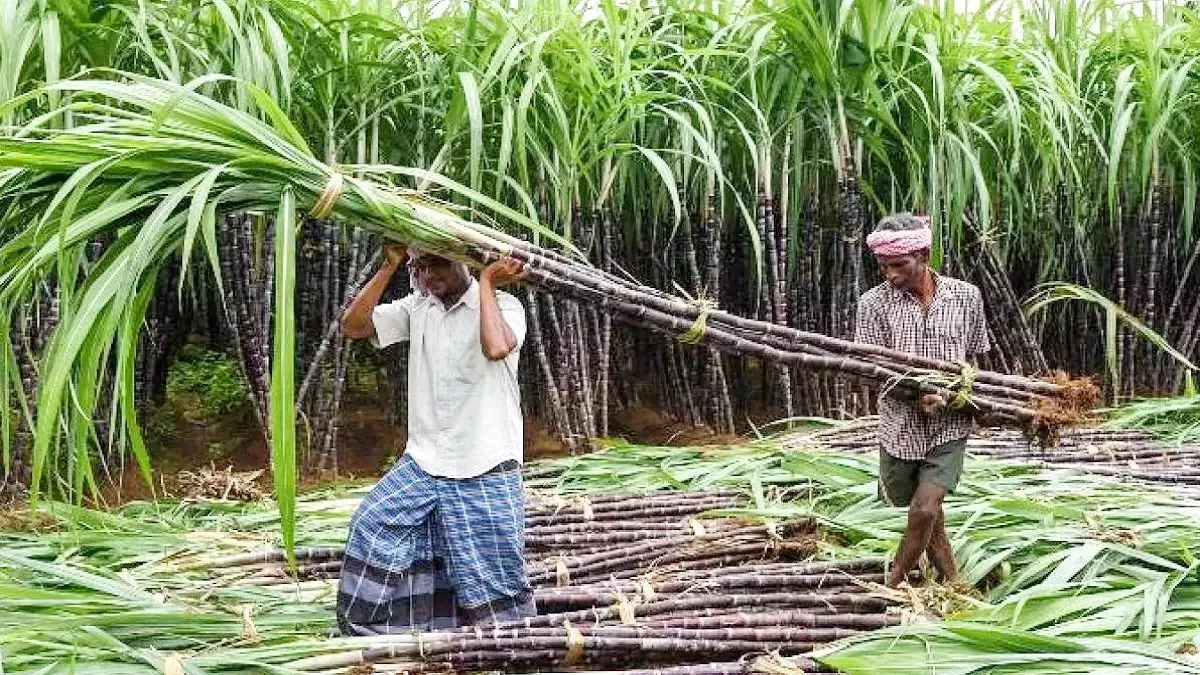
xmin=183 ymin=490 xmax=904 ymax=674
xmin=781 ymin=419 xmax=1200 ymax=489
xmin=6 ymin=442 xmax=1200 ymax=674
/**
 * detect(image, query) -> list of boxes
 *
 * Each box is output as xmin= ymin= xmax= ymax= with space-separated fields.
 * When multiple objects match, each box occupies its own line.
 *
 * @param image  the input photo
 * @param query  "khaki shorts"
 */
xmin=877 ymin=438 xmax=967 ymax=507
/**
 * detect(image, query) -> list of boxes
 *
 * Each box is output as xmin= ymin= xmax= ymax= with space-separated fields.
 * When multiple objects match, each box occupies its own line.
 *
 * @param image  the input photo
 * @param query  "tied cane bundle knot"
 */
xmin=613 ymin=587 xmax=638 ymax=625
xmin=309 ymin=172 xmax=345 ymax=220
xmin=637 ymin=577 xmax=657 ymax=602
xmin=950 ymin=363 xmax=978 ymax=410
xmin=555 ymin=555 xmax=571 ymax=587
xmin=163 ymin=653 xmax=187 ymax=675
xmin=749 ymin=652 xmax=803 ymax=675
xmin=563 ymin=620 xmax=585 ymax=667
xmin=678 ymin=297 xmax=717 ymax=345
xmin=240 ymin=604 xmax=258 ymax=640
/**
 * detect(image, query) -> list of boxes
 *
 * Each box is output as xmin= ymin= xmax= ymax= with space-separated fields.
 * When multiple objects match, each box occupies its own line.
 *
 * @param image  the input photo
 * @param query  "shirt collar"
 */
xmin=885 ymin=269 xmax=944 ymax=304
xmin=428 ymin=277 xmax=479 ymax=312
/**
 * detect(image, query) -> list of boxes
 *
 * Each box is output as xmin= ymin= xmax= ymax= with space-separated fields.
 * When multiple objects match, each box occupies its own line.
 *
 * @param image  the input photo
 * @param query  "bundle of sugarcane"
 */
xmin=781 ymin=422 xmax=1200 ymax=487
xmin=454 ymin=244 xmax=1098 ymax=438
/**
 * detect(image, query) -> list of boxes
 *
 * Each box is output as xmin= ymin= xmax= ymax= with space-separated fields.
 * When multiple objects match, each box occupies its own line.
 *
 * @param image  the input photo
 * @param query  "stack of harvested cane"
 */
xmin=783 ymin=420 xmax=1200 ymax=488
xmin=186 ymin=491 xmax=904 ymax=674
xmin=423 ymin=233 xmax=1100 ymax=438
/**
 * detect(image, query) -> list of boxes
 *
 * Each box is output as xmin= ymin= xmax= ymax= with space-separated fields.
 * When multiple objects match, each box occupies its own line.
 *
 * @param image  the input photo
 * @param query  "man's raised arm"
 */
xmin=343 ymin=245 xmax=405 ymax=340
xmin=478 ymin=256 xmax=528 ymax=361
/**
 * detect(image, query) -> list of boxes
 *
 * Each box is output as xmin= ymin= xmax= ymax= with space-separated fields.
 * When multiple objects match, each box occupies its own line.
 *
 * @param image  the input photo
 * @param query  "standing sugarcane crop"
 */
xmin=854 ymin=213 xmax=992 ymax=588
xmin=338 ymin=243 xmax=534 ymax=633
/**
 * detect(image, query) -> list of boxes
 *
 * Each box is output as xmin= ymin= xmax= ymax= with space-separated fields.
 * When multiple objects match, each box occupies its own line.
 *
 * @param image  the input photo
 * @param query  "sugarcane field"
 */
xmin=6 ymin=0 xmax=1200 ymax=672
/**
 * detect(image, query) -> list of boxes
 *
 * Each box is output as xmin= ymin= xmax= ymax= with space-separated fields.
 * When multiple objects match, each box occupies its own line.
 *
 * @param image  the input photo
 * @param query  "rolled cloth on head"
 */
xmin=866 ymin=225 xmax=932 ymax=256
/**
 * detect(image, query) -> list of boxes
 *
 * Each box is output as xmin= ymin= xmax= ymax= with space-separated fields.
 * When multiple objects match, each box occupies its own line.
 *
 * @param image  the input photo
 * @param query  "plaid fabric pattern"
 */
xmin=855 ymin=273 xmax=991 ymax=460
xmin=336 ymin=455 xmax=535 ymax=635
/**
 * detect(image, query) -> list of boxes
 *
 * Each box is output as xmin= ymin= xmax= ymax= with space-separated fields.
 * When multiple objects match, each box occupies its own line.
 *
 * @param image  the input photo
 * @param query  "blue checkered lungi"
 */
xmin=336 ymin=455 xmax=535 ymax=635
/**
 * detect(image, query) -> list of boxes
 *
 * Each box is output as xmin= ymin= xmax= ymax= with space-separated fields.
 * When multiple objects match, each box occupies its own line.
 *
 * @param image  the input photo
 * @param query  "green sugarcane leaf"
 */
xmin=271 ymin=187 xmax=298 ymax=566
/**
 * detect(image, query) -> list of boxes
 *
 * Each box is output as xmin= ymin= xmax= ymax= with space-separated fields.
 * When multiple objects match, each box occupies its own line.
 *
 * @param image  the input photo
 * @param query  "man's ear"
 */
xmin=917 ymin=248 xmax=931 ymax=265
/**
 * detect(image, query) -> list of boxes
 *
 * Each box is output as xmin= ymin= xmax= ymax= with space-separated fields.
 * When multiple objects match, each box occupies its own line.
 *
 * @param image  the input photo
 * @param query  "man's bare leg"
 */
xmin=925 ymin=508 xmax=958 ymax=584
xmin=888 ymin=481 xmax=947 ymax=587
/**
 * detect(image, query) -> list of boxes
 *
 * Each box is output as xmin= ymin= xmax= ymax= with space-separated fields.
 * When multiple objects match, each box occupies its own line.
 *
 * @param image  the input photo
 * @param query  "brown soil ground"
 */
xmin=86 ymin=402 xmax=745 ymax=506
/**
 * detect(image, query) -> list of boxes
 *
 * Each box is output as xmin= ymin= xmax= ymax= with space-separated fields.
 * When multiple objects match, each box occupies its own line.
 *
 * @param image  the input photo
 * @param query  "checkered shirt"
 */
xmin=854 ymin=273 xmax=991 ymax=460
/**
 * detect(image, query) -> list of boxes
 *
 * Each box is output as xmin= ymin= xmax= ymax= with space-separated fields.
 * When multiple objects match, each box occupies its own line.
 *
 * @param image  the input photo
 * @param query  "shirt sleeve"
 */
xmin=854 ymin=296 xmax=888 ymax=348
xmin=967 ymin=287 xmax=992 ymax=356
xmin=498 ymin=291 xmax=527 ymax=351
xmin=369 ymin=294 xmax=420 ymax=348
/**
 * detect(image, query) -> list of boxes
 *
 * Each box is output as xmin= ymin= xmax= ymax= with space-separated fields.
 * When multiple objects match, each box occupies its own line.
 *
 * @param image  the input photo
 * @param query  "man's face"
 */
xmin=875 ymin=250 xmax=929 ymax=291
xmin=408 ymin=251 xmax=466 ymax=300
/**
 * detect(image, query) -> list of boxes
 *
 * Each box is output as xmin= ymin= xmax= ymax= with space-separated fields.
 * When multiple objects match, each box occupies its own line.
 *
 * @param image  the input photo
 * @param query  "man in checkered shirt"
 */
xmin=854 ymin=212 xmax=991 ymax=588
xmin=336 ymin=245 xmax=535 ymax=634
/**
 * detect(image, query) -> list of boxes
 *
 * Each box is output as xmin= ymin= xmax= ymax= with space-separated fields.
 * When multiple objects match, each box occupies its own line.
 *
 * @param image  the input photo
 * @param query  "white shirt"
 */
xmin=370 ymin=279 xmax=526 ymax=478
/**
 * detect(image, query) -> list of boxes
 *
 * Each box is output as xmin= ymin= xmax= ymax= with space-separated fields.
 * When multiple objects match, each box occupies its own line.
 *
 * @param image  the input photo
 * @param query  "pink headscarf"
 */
xmin=866 ymin=218 xmax=932 ymax=257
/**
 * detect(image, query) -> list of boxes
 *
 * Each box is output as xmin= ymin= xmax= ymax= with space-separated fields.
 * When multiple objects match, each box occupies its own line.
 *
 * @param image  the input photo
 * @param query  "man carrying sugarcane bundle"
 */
xmin=336 ymin=244 xmax=534 ymax=634
xmin=854 ymin=213 xmax=990 ymax=588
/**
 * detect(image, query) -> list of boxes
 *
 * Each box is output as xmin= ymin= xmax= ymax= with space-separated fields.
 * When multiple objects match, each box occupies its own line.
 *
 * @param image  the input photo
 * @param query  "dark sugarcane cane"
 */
xmin=464 ymin=244 xmax=1048 ymax=411
xmin=484 ymin=591 xmax=891 ymax=631
xmin=531 ymin=541 xmax=772 ymax=587
xmin=963 ymin=216 xmax=1048 ymax=375
xmin=295 ymin=248 xmax=382 ymax=410
xmin=547 ymin=291 xmax=1038 ymax=423
xmin=1162 ymin=215 xmax=1200 ymax=387
xmin=471 ymin=625 xmax=865 ymax=645
xmin=678 ymin=206 xmax=707 ymax=427
xmin=1108 ymin=200 xmax=1128 ymax=398
xmin=701 ymin=186 xmax=734 ymax=433
xmin=533 ymin=576 xmax=883 ymax=610
xmin=1142 ymin=163 xmax=1164 ymax=391
xmin=599 ymin=204 xmax=615 ymax=436
xmin=764 ymin=170 xmax=794 ymax=420
xmin=463 ymin=241 xmax=1067 ymax=400
xmin=525 ymin=501 xmax=743 ymax=526
xmin=646 ymin=611 xmax=897 ymax=631
xmin=319 ymin=227 xmax=361 ymax=473
xmin=571 ymin=301 xmax=599 ymax=439
xmin=526 ymin=489 xmax=742 ymax=511
xmin=218 ymin=215 xmax=268 ymax=435
xmin=525 ymin=286 xmax=571 ymax=446
xmin=541 ymin=292 xmax=583 ymax=452
xmin=560 ymin=542 xmax=822 ymax=586
xmin=529 ymin=488 xmax=742 ymax=506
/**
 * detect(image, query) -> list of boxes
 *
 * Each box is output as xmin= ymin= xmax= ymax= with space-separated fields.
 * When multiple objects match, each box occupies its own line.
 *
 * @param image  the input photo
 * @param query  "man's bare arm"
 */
xmin=343 ymin=245 xmax=404 ymax=340
xmin=479 ymin=257 xmax=527 ymax=360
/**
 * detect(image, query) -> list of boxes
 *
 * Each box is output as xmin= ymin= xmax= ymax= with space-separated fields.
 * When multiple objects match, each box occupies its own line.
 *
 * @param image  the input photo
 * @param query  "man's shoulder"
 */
xmin=938 ymin=275 xmax=982 ymax=299
xmin=858 ymin=282 xmax=894 ymax=306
